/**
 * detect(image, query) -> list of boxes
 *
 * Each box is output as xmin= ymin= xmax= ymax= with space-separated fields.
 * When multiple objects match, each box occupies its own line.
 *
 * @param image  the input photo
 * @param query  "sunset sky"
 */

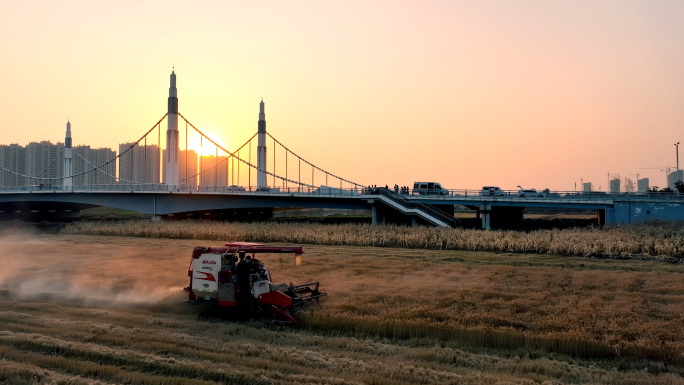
xmin=1 ymin=1 xmax=683 ymax=191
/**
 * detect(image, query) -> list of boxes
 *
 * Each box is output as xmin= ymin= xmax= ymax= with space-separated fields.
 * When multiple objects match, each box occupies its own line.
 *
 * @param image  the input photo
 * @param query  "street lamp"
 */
xmin=676 ymin=142 xmax=681 ymax=182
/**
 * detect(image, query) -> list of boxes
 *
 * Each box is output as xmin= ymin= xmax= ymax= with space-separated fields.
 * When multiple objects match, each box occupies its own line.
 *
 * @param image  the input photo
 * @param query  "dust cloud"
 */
xmin=0 ymin=230 xmax=192 ymax=306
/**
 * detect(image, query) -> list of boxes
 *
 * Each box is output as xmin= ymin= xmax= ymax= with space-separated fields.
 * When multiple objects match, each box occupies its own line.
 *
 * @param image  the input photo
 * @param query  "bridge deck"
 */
xmin=1 ymin=186 xmax=682 ymax=227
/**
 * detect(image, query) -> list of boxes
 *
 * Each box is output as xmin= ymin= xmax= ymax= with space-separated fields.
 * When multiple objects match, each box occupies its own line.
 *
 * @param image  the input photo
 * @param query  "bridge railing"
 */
xmin=1 ymin=184 xmax=683 ymax=202
xmin=0 ymin=184 xmax=369 ymax=196
xmin=193 ymin=185 xmax=365 ymax=195
xmin=413 ymin=189 xmax=684 ymax=202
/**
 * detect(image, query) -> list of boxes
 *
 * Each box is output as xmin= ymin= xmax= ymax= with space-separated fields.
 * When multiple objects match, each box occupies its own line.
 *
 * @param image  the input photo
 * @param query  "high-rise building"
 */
xmin=26 ymin=141 xmax=64 ymax=185
xmin=610 ymin=178 xmax=621 ymax=193
xmin=118 ymin=143 xmax=160 ymax=184
xmin=0 ymin=144 xmax=26 ymax=186
xmin=667 ymin=170 xmax=683 ymax=190
xmin=199 ymin=155 xmax=228 ymax=187
xmin=162 ymin=149 xmax=198 ymax=187
xmin=1 ymin=121 xmax=121 ymax=188
xmin=637 ymin=178 xmax=650 ymax=193
xmin=72 ymin=145 xmax=116 ymax=185
xmin=582 ymin=182 xmax=592 ymax=192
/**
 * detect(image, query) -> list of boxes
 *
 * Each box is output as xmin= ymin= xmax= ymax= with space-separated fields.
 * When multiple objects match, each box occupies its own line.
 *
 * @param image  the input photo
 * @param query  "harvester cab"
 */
xmin=184 ymin=242 xmax=325 ymax=324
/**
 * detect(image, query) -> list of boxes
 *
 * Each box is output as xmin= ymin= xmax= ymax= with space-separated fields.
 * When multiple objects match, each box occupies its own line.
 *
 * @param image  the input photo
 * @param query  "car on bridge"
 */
xmin=226 ymin=185 xmax=246 ymax=192
xmin=412 ymin=182 xmax=449 ymax=196
xmin=517 ymin=188 xmax=545 ymax=198
xmin=481 ymin=186 xmax=506 ymax=197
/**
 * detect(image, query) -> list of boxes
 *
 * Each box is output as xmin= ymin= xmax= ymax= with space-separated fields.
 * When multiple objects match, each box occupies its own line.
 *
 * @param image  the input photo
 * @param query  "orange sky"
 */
xmin=1 ymin=1 xmax=683 ymax=191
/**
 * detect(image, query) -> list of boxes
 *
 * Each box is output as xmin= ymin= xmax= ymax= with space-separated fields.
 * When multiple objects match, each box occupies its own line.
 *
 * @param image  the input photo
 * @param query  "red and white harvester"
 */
xmin=184 ymin=242 xmax=325 ymax=324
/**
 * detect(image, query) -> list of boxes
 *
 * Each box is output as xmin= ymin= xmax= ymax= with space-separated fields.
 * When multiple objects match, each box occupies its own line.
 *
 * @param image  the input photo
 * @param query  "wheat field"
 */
xmin=0 ymin=230 xmax=682 ymax=384
xmin=64 ymin=220 xmax=684 ymax=260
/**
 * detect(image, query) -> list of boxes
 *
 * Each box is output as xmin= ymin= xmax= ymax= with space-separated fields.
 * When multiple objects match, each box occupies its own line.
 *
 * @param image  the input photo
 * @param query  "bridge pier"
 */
xmin=480 ymin=204 xmax=525 ymax=230
xmin=480 ymin=204 xmax=491 ymax=230
xmin=597 ymin=209 xmax=606 ymax=226
xmin=371 ymin=205 xmax=386 ymax=225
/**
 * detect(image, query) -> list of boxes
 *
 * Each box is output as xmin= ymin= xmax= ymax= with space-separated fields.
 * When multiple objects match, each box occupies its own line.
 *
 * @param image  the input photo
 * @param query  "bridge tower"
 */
xmin=257 ymin=99 xmax=267 ymax=189
xmin=165 ymin=70 xmax=180 ymax=187
xmin=63 ymin=120 xmax=73 ymax=189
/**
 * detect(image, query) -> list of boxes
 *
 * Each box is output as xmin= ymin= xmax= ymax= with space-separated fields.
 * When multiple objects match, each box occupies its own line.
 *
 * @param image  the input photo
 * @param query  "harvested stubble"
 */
xmin=63 ymin=220 xmax=684 ymax=259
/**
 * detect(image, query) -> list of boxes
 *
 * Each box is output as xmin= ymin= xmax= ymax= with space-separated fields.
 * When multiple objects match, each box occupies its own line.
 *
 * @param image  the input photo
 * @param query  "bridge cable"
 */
xmin=22 ymin=148 xmax=65 ymax=185
xmin=266 ymin=132 xmax=363 ymax=188
xmin=178 ymin=113 xmax=315 ymax=188
xmin=0 ymin=148 xmax=63 ymax=184
xmin=0 ymin=114 xmax=168 ymax=182
xmin=72 ymin=148 xmax=139 ymax=184
xmin=158 ymin=122 xmax=161 ymax=183
xmin=69 ymin=114 xmax=168 ymax=181
xmin=178 ymin=133 xmax=256 ymax=183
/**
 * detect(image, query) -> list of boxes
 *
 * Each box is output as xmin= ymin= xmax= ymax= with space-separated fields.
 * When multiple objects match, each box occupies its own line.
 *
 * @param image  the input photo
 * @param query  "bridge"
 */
xmin=2 ymin=71 xmax=684 ymax=229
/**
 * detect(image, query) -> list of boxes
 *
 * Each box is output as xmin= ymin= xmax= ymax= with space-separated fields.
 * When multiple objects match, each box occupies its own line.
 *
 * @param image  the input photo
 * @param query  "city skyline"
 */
xmin=2 ymin=1 xmax=684 ymax=191
xmin=2 ymin=130 xmax=679 ymax=192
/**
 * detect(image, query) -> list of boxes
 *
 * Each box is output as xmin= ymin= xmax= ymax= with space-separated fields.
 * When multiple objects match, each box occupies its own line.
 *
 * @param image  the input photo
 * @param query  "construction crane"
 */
xmin=640 ymin=166 xmax=673 ymax=191
xmin=640 ymin=166 xmax=672 ymax=174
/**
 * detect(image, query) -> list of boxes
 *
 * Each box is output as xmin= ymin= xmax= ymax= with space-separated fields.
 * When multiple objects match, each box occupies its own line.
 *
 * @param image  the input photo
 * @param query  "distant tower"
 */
xmin=63 ymin=120 xmax=73 ymax=189
xmin=165 ymin=70 xmax=179 ymax=187
xmin=257 ymin=99 xmax=267 ymax=189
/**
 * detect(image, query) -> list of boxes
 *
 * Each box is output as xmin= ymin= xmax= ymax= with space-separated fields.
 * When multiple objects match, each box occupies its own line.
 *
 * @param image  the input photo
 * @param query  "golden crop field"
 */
xmin=0 ymin=228 xmax=683 ymax=384
xmin=64 ymin=220 xmax=684 ymax=260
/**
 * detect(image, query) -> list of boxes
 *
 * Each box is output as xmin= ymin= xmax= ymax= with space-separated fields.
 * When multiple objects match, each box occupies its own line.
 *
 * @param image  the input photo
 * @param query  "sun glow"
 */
xmin=181 ymin=128 xmax=232 ymax=157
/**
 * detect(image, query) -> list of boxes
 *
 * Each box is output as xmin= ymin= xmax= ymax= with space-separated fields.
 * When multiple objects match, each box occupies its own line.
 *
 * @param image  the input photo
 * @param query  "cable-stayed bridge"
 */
xmin=1 ymin=71 xmax=684 ymax=228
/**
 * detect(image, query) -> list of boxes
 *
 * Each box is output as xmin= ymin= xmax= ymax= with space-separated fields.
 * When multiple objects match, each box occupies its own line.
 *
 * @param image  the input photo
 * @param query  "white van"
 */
xmin=481 ymin=186 xmax=506 ymax=196
xmin=412 ymin=182 xmax=449 ymax=196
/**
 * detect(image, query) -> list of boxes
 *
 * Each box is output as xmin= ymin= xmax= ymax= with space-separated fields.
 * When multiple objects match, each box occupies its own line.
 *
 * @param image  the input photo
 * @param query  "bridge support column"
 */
xmin=371 ymin=204 xmax=386 ymax=225
xmin=480 ymin=204 xmax=491 ymax=230
xmin=481 ymin=205 xmax=525 ymax=229
xmin=597 ymin=209 xmax=605 ymax=226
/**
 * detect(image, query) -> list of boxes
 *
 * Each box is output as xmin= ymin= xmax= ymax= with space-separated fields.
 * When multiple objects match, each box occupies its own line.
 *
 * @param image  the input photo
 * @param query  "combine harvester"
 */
xmin=184 ymin=242 xmax=326 ymax=324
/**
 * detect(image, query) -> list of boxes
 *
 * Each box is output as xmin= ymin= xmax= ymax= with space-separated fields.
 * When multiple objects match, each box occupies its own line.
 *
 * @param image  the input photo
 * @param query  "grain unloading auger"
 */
xmin=184 ymin=242 xmax=326 ymax=324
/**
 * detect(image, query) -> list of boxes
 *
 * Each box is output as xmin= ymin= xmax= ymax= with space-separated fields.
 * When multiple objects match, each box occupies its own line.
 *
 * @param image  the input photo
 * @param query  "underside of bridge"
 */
xmin=159 ymin=207 xmax=274 ymax=221
xmin=0 ymin=201 xmax=97 ymax=221
xmin=480 ymin=206 xmax=525 ymax=230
